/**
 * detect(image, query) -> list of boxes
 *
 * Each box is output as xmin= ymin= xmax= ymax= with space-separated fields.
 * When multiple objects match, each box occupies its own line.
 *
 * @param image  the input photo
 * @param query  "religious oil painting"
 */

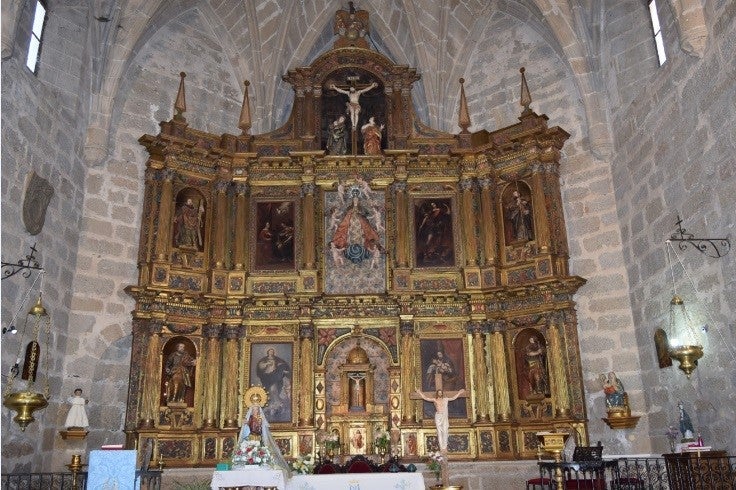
xmin=414 ymin=198 xmax=455 ymax=267
xmin=323 ymin=177 xmax=386 ymax=294
xmin=249 ymin=342 xmax=293 ymax=423
xmin=514 ymin=328 xmax=550 ymax=401
xmin=173 ymin=188 xmax=206 ymax=251
xmin=419 ymin=337 xmax=467 ymax=418
xmin=349 ymin=427 xmax=367 ymax=454
xmin=502 ymin=181 xmax=534 ymax=245
xmin=254 ymin=200 xmax=296 ymax=270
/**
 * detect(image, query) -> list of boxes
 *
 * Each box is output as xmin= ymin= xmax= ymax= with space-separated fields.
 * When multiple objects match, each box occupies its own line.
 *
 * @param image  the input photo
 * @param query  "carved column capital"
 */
xmin=203 ymin=323 xmax=223 ymax=338
xmin=391 ymin=181 xmax=407 ymax=193
xmin=299 ymin=323 xmax=315 ymax=339
xmin=301 ymin=182 xmax=316 ymax=196
xmin=234 ymin=182 xmax=249 ymax=196
xmin=222 ymin=324 xmax=244 ymax=340
xmin=459 ymin=177 xmax=475 ymax=191
xmin=399 ymin=320 xmax=414 ymax=336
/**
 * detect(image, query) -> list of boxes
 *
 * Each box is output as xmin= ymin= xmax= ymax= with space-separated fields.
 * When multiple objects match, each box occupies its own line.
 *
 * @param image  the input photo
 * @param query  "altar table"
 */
xmin=289 ymin=472 xmax=426 ymax=489
xmin=211 ymin=468 xmax=286 ymax=489
xmin=211 ymin=469 xmax=426 ymax=490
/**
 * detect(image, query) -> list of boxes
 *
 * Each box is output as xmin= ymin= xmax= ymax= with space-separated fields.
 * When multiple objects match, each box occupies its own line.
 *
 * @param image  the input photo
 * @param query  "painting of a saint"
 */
xmin=514 ymin=329 xmax=550 ymax=400
xmin=323 ymin=178 xmax=386 ymax=294
xmin=503 ymin=182 xmax=534 ymax=245
xmin=249 ymin=343 xmax=293 ymax=423
xmin=254 ymin=201 xmax=296 ymax=270
xmin=173 ymin=190 xmax=205 ymax=251
xmin=419 ymin=338 xmax=466 ymax=419
xmin=414 ymin=198 xmax=454 ymax=267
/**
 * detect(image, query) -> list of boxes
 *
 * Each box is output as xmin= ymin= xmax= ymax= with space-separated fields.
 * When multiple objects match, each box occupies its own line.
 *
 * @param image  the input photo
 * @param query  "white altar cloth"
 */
xmin=211 ymin=469 xmax=426 ymax=490
xmin=211 ymin=467 xmax=286 ymax=489
xmin=288 ymin=473 xmax=426 ymax=490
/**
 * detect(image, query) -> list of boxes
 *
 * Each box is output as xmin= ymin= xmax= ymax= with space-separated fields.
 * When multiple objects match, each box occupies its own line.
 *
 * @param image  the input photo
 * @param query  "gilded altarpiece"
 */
xmin=124 ymin=5 xmax=588 ymax=467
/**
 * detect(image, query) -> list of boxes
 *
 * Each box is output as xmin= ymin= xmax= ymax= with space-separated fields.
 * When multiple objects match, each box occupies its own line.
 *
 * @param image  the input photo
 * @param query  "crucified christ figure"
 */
xmin=415 ymin=388 xmax=465 ymax=452
xmin=330 ymin=81 xmax=378 ymax=129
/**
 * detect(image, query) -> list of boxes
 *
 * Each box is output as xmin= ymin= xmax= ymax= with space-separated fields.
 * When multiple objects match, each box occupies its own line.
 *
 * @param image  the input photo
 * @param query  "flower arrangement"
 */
xmin=426 ymin=451 xmax=443 ymax=482
xmin=231 ymin=440 xmax=272 ymax=467
xmin=374 ymin=428 xmax=391 ymax=454
xmin=291 ymin=454 xmax=315 ymax=475
xmin=324 ymin=433 xmax=340 ymax=455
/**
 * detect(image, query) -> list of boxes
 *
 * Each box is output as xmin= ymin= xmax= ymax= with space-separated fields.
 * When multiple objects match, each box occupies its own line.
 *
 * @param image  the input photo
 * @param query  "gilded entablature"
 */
xmin=125 ymin=4 xmax=587 ymax=467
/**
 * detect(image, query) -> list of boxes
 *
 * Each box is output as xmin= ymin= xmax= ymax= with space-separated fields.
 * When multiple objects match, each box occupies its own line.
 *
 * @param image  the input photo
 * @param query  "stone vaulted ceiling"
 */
xmin=78 ymin=0 xmax=614 ymax=165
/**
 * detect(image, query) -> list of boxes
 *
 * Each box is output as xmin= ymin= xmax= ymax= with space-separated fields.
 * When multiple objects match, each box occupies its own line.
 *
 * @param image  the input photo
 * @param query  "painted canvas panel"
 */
xmin=414 ymin=198 xmax=455 ymax=267
xmin=419 ymin=337 xmax=467 ymax=418
xmin=249 ymin=342 xmax=293 ymax=423
xmin=254 ymin=201 xmax=296 ymax=270
xmin=324 ymin=177 xmax=386 ymax=294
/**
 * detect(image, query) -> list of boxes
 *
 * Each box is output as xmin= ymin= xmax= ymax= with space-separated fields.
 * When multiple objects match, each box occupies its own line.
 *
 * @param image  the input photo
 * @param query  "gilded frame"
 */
xmin=410 ymin=195 xmax=460 ymax=269
xmin=246 ymin=341 xmax=295 ymax=424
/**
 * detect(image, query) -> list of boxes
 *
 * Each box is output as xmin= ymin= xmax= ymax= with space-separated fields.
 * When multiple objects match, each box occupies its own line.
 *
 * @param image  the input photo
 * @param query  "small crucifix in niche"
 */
xmin=329 ymin=76 xmax=378 ymax=154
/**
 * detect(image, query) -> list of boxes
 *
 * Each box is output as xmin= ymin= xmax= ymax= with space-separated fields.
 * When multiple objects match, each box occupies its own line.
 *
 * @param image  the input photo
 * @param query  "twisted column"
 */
xmin=399 ymin=320 xmax=416 ymax=423
xmin=490 ymin=321 xmax=511 ymax=421
xmin=298 ymin=322 xmax=315 ymax=426
xmin=154 ymin=168 xmax=175 ymax=261
xmin=478 ymin=177 xmax=497 ymax=265
xmin=393 ymin=181 xmax=408 ymax=267
xmin=469 ymin=322 xmax=490 ymax=422
xmin=301 ymin=182 xmax=316 ymax=269
xmin=201 ymin=323 xmax=223 ymax=428
xmin=548 ymin=314 xmax=570 ymax=417
xmin=139 ymin=320 xmax=164 ymax=428
xmin=460 ymin=177 xmax=478 ymax=266
xmin=212 ymin=181 xmax=230 ymax=268
xmin=233 ymin=183 xmax=249 ymax=269
xmin=221 ymin=324 xmax=243 ymax=428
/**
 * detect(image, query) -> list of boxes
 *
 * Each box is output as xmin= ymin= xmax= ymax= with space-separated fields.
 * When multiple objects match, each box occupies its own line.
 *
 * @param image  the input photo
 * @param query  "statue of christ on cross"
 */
xmin=413 ymin=387 xmax=466 ymax=452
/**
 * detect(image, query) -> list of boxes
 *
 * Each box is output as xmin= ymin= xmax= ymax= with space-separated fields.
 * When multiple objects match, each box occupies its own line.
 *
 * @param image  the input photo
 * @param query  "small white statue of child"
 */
xmin=64 ymin=388 xmax=89 ymax=429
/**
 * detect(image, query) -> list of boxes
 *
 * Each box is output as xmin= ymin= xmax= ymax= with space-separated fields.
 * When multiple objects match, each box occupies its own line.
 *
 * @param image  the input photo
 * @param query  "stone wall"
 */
xmin=0 ymin=2 xmax=88 ymax=472
xmin=603 ymin=0 xmax=736 ymax=452
xmin=51 ymin=7 xmax=244 ymax=470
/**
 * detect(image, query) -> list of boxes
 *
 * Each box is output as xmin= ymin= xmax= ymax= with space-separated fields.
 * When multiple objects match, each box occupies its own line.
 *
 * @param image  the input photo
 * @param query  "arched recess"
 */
xmin=84 ymin=0 xmax=248 ymax=166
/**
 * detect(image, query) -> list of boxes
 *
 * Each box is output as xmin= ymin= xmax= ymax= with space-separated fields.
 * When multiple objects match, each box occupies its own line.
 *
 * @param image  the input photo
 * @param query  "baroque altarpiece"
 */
xmin=125 ymin=5 xmax=588 ymax=467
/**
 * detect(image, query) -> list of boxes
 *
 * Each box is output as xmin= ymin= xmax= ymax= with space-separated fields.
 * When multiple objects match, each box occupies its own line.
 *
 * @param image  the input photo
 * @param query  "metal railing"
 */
xmin=531 ymin=455 xmax=736 ymax=489
xmin=1 ymin=469 xmax=162 ymax=490
xmin=0 ymin=472 xmax=87 ymax=490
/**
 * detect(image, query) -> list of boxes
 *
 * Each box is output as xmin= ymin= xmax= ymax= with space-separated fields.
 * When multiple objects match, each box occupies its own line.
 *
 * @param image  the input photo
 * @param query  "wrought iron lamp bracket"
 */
xmin=1 ymin=244 xmax=44 ymax=280
xmin=667 ymin=216 xmax=731 ymax=259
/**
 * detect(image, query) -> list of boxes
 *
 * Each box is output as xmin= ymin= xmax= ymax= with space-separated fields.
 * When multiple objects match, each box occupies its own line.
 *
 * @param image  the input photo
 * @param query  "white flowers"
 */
xmin=232 ymin=440 xmax=272 ymax=466
xmin=291 ymin=454 xmax=315 ymax=474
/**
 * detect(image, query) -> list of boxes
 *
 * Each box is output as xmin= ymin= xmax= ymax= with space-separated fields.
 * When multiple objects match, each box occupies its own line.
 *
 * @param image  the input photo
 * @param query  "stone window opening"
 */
xmin=648 ymin=0 xmax=667 ymax=66
xmin=25 ymin=0 xmax=47 ymax=74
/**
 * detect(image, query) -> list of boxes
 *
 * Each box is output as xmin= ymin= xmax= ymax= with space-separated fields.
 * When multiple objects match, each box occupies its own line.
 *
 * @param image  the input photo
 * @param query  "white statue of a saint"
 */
xmin=64 ymin=388 xmax=89 ymax=429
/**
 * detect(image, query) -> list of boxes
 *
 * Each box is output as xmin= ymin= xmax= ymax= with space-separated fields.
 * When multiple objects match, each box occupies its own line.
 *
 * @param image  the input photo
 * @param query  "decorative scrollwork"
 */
xmin=1 ymin=244 xmax=44 ymax=280
xmin=668 ymin=216 xmax=731 ymax=258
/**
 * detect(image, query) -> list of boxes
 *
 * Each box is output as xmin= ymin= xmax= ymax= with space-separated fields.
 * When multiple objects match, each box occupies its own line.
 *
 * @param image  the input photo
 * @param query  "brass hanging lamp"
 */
xmin=3 ymin=272 xmax=52 ymax=431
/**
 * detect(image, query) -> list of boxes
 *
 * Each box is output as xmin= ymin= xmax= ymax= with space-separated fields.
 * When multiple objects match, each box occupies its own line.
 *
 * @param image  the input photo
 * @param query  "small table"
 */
xmin=210 ymin=467 xmax=285 ymax=490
